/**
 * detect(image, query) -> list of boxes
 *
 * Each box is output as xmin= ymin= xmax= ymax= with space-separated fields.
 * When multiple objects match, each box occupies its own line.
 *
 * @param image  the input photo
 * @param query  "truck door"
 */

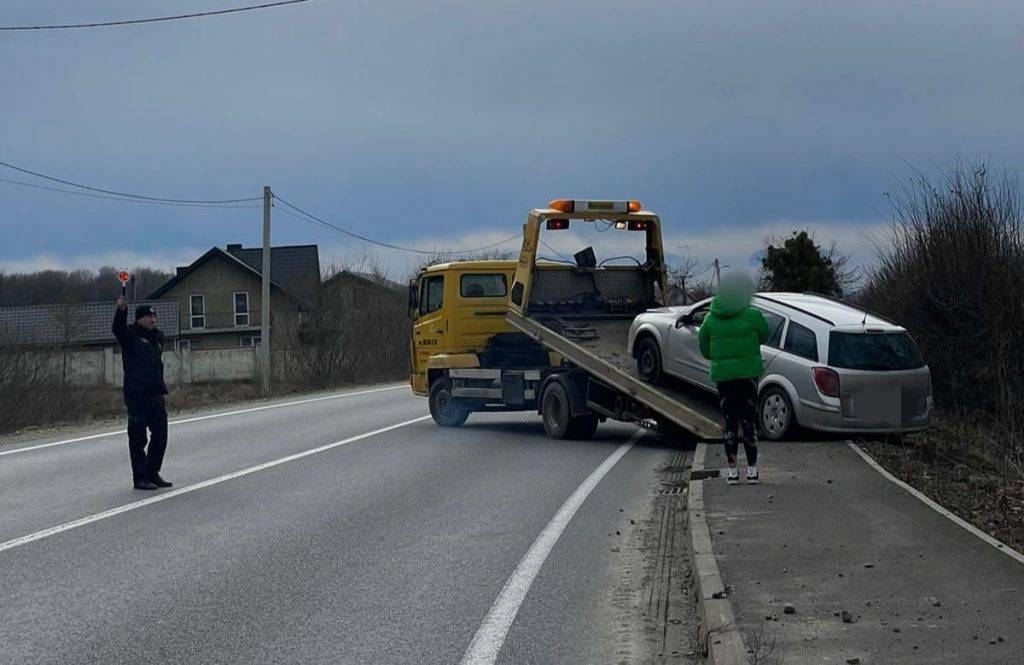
xmin=413 ymin=274 xmax=447 ymax=373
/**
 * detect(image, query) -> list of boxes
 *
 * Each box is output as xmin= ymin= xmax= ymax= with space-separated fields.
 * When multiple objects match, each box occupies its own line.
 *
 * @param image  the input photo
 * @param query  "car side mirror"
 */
xmin=408 ymin=282 xmax=419 ymax=319
xmin=675 ymin=314 xmax=691 ymax=329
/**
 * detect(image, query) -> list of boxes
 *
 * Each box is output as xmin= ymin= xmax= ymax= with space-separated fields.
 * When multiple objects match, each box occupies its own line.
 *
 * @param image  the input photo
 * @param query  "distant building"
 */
xmin=0 ymin=300 xmax=178 ymax=349
xmin=147 ymin=243 xmax=320 ymax=350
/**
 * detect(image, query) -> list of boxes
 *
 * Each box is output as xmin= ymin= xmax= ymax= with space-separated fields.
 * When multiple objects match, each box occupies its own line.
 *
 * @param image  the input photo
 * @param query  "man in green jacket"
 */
xmin=699 ymin=274 xmax=770 ymax=484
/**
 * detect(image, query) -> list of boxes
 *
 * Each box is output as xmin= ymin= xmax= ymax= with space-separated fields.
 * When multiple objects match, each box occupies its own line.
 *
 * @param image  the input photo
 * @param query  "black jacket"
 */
xmin=112 ymin=307 xmax=168 ymax=399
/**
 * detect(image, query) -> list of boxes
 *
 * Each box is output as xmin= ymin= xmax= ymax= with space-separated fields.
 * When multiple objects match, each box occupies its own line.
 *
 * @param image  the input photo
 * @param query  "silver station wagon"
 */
xmin=627 ymin=293 xmax=933 ymax=440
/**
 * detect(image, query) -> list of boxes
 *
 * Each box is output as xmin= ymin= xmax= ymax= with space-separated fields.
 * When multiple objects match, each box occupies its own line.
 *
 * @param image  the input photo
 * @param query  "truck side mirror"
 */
xmin=408 ymin=282 xmax=419 ymax=319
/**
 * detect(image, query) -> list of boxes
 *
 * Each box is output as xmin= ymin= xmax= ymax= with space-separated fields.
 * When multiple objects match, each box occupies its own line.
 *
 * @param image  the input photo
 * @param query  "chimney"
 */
xmin=226 ymin=243 xmax=243 ymax=252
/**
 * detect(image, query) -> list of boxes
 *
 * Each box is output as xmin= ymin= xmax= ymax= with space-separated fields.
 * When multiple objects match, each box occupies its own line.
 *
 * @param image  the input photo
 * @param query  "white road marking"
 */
xmin=460 ymin=431 xmax=642 ymax=665
xmin=849 ymin=442 xmax=1024 ymax=566
xmin=0 ymin=415 xmax=430 ymax=554
xmin=0 ymin=384 xmax=407 ymax=457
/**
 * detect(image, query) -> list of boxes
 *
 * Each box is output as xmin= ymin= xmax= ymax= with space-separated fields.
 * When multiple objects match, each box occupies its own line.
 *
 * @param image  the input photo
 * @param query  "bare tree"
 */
xmin=860 ymin=160 xmax=1023 ymax=475
xmin=667 ymin=255 xmax=713 ymax=305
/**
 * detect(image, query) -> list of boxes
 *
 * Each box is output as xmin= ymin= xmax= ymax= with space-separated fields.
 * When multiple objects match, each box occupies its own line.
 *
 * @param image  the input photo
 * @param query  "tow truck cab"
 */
xmin=408 ymin=260 xmax=556 ymax=400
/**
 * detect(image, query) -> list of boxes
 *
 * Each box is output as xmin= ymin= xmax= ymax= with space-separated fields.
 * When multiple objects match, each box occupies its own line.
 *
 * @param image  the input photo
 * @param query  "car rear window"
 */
xmin=828 ymin=332 xmax=925 ymax=371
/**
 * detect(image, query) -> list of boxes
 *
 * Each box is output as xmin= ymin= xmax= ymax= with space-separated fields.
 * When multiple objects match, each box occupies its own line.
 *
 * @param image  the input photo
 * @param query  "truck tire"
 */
xmin=635 ymin=336 xmax=663 ymax=384
xmin=429 ymin=378 xmax=470 ymax=427
xmin=541 ymin=381 xmax=599 ymax=440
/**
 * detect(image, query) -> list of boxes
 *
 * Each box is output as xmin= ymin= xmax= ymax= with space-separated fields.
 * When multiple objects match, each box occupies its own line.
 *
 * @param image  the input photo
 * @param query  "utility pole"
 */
xmin=260 ymin=185 xmax=272 ymax=394
xmin=712 ymin=258 xmax=730 ymax=289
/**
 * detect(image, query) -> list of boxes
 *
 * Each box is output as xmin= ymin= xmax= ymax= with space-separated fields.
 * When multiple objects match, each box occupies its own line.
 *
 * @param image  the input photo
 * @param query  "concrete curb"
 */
xmin=688 ymin=442 xmax=748 ymax=664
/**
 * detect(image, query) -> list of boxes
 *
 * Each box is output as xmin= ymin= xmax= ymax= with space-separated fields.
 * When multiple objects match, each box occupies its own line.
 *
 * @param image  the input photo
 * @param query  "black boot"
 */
xmin=134 ymin=479 xmax=158 ymax=490
xmin=149 ymin=473 xmax=173 ymax=488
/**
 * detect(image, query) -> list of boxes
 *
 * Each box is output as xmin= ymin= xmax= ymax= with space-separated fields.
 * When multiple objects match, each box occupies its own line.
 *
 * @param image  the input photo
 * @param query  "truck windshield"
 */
xmin=828 ymin=331 xmax=924 ymax=371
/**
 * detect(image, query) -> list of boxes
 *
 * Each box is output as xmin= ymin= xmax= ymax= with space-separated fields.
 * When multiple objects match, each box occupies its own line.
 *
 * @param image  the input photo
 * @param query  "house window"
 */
xmin=240 ymin=335 xmax=262 ymax=347
xmin=234 ymin=292 xmax=249 ymax=326
xmin=190 ymin=294 xmax=205 ymax=329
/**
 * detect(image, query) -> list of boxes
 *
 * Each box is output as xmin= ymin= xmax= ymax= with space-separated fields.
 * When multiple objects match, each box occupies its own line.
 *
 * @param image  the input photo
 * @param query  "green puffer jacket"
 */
xmin=698 ymin=296 xmax=770 ymax=381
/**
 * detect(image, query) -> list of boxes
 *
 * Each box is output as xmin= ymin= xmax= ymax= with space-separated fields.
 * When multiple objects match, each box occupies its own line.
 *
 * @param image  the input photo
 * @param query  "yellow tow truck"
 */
xmin=408 ymin=199 xmax=720 ymax=440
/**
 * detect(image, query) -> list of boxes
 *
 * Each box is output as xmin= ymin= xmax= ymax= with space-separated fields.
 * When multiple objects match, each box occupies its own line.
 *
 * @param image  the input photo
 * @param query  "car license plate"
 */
xmin=849 ymin=389 xmax=902 ymax=426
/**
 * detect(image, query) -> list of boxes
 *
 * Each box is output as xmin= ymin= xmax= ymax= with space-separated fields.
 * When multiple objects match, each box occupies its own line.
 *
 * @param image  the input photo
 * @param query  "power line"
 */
xmin=539 ymin=239 xmax=573 ymax=263
xmin=0 ymin=176 xmax=261 ymax=209
xmin=0 ymin=160 xmax=260 ymax=203
xmin=272 ymin=193 xmax=522 ymax=256
xmin=0 ymin=0 xmax=316 ymax=31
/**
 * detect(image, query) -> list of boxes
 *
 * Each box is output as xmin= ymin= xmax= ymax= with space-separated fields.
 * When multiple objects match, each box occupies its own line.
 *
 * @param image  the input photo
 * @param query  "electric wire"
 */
xmin=539 ymin=239 xmax=573 ymax=263
xmin=0 ymin=176 xmax=261 ymax=209
xmin=0 ymin=0 xmax=316 ymax=31
xmin=0 ymin=160 xmax=260 ymax=203
xmin=271 ymin=194 xmax=522 ymax=256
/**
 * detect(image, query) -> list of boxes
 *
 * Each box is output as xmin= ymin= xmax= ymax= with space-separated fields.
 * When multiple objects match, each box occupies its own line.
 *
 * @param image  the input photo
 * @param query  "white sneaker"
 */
xmin=746 ymin=466 xmax=759 ymax=484
xmin=726 ymin=467 xmax=739 ymax=485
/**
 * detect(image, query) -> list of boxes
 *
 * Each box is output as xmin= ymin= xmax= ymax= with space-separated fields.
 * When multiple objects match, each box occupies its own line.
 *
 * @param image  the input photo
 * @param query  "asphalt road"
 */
xmin=0 ymin=384 xmax=689 ymax=664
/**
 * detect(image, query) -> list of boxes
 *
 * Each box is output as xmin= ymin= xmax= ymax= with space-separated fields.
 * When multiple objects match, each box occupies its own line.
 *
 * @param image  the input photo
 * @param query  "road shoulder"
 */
xmin=701 ymin=439 xmax=1024 ymax=664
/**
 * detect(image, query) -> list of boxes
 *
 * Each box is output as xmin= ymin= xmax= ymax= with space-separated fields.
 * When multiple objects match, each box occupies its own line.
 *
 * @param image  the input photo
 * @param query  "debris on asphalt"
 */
xmin=783 ymin=603 xmax=796 ymax=614
xmin=841 ymin=610 xmax=854 ymax=623
xmin=846 ymin=658 xmax=861 ymax=664
xmin=864 ymin=563 xmax=875 ymax=568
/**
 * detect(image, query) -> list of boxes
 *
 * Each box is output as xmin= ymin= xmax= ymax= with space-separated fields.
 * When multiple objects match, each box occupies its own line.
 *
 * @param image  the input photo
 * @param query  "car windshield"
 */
xmin=828 ymin=331 xmax=924 ymax=371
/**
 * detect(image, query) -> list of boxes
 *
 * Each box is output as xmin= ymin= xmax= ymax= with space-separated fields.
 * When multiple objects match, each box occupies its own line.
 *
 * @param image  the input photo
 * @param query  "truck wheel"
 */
xmin=429 ymin=378 xmax=470 ymax=427
xmin=541 ymin=381 xmax=573 ymax=439
xmin=635 ymin=336 xmax=663 ymax=384
xmin=541 ymin=381 xmax=598 ymax=440
xmin=759 ymin=386 xmax=795 ymax=441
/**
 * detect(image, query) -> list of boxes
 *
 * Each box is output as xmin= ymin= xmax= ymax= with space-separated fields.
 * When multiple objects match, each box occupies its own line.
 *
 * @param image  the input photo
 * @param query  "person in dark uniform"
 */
xmin=112 ymin=297 xmax=172 ymax=490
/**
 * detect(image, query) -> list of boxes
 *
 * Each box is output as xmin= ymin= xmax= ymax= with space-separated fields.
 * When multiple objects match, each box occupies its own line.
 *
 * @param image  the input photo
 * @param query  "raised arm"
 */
xmin=112 ymin=297 xmax=130 ymax=344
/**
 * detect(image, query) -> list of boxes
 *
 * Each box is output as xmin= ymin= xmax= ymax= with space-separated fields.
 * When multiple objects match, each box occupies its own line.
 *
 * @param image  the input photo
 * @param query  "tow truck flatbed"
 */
xmin=506 ymin=310 xmax=722 ymax=439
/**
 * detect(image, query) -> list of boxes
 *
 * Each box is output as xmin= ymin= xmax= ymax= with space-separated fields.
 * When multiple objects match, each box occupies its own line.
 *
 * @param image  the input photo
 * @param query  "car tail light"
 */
xmin=812 ymin=367 xmax=840 ymax=397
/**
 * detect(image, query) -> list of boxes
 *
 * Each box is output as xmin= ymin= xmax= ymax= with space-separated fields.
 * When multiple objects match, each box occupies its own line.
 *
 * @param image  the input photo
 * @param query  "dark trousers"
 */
xmin=126 ymin=395 xmax=168 ymax=481
xmin=716 ymin=379 xmax=758 ymax=466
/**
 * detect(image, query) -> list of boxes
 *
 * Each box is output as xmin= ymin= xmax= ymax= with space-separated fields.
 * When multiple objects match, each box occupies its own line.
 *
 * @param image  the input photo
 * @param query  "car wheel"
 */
xmin=759 ymin=386 xmax=795 ymax=441
xmin=635 ymin=336 xmax=663 ymax=384
xmin=429 ymin=378 xmax=470 ymax=427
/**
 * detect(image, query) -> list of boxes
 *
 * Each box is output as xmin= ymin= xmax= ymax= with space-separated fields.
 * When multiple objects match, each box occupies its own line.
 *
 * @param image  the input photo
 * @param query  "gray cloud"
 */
xmin=2 ymin=1 xmax=1021 ymax=273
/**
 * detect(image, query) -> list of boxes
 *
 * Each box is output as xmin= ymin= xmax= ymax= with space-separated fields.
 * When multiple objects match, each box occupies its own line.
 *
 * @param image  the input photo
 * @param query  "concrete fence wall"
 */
xmin=40 ymin=347 xmax=258 ymax=387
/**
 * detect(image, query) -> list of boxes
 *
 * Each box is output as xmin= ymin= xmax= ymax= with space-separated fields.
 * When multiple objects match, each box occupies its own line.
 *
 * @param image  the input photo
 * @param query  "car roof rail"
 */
xmin=753 ymin=294 xmax=835 ymax=326
xmin=802 ymin=291 xmax=896 ymax=326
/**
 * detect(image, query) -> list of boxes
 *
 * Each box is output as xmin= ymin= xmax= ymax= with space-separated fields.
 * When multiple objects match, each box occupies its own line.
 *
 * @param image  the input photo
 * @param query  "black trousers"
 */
xmin=126 ymin=394 xmax=168 ymax=481
xmin=716 ymin=378 xmax=758 ymax=466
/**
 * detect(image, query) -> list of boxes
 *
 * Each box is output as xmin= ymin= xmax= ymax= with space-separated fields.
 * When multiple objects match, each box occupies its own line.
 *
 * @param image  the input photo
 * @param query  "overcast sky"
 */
xmin=1 ymin=0 xmax=1021 ymax=281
